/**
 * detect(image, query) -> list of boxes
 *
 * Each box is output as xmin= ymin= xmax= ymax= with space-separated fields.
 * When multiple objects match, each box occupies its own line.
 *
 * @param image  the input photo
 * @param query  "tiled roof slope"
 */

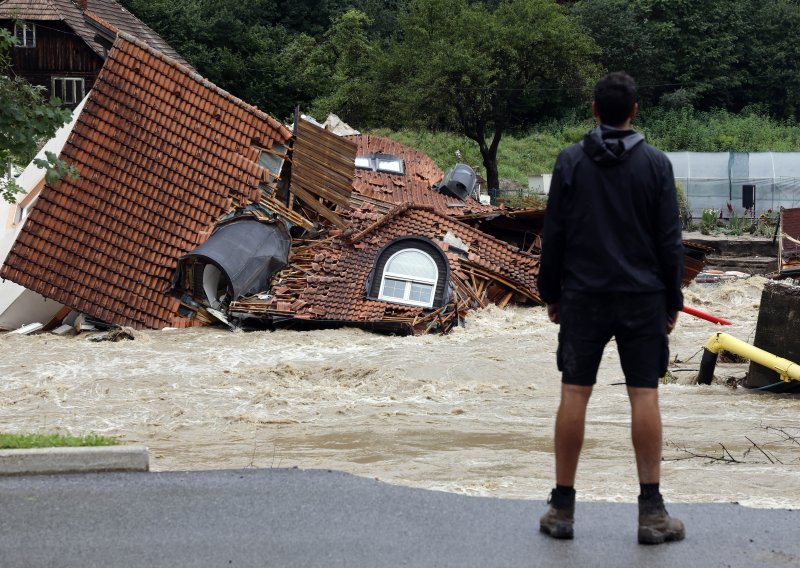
xmin=252 ymin=205 xmax=539 ymax=327
xmin=0 ymin=34 xmax=292 ymax=329
xmin=0 ymin=0 xmax=61 ymax=19
xmin=0 ymin=0 xmax=190 ymax=67
xmin=350 ymin=135 xmax=497 ymax=216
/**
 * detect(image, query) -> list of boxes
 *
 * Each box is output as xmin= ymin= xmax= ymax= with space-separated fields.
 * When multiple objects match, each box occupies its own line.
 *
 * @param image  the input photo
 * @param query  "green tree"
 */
xmin=0 ymin=29 xmax=74 ymax=203
xmin=737 ymin=0 xmax=800 ymax=119
xmin=307 ymin=10 xmax=381 ymax=124
xmin=379 ymin=0 xmax=599 ymax=194
xmin=571 ymin=0 xmax=656 ymax=86
xmin=120 ymin=0 xmax=336 ymax=119
xmin=572 ymin=0 xmax=748 ymax=111
xmin=641 ymin=0 xmax=746 ymax=110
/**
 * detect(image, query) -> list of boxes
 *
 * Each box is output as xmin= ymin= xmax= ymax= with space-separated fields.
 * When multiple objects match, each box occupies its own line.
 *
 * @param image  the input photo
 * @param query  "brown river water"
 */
xmin=1 ymin=276 xmax=798 ymax=508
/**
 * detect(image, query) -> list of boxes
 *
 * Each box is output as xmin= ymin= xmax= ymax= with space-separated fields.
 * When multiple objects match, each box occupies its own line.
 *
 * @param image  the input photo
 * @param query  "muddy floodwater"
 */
xmin=1 ymin=276 xmax=798 ymax=508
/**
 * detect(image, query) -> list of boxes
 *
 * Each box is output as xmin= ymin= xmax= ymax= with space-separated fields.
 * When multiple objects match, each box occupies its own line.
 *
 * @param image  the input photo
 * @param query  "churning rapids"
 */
xmin=1 ymin=276 xmax=798 ymax=509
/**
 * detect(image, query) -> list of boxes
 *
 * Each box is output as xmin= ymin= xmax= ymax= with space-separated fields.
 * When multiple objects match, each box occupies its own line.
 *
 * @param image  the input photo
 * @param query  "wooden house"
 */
xmin=0 ymin=0 xmax=188 ymax=108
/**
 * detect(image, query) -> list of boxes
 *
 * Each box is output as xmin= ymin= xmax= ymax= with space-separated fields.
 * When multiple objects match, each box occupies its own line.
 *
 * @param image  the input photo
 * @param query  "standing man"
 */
xmin=536 ymin=72 xmax=685 ymax=544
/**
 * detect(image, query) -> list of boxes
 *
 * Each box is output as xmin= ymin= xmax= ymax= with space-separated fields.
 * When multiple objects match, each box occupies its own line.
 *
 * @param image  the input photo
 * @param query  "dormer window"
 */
xmin=367 ymin=237 xmax=451 ymax=309
xmin=14 ymin=22 xmax=36 ymax=48
xmin=355 ymin=154 xmax=405 ymax=175
xmin=379 ymin=249 xmax=438 ymax=307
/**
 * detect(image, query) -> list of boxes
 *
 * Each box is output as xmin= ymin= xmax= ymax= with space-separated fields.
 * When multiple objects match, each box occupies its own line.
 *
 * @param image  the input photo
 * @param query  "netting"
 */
xmin=667 ymin=152 xmax=800 ymax=217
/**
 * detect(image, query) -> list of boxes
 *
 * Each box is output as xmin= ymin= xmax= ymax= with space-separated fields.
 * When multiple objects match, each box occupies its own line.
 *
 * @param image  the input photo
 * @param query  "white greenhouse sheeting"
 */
xmin=666 ymin=152 xmax=800 ymax=217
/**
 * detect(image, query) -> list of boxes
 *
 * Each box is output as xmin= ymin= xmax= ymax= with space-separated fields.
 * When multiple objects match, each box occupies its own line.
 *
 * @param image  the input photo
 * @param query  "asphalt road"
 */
xmin=1 ymin=468 xmax=797 ymax=567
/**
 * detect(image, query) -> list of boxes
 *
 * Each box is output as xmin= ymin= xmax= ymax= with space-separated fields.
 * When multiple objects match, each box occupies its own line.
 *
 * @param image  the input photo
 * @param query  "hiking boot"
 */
xmin=539 ymin=492 xmax=575 ymax=539
xmin=638 ymin=495 xmax=685 ymax=545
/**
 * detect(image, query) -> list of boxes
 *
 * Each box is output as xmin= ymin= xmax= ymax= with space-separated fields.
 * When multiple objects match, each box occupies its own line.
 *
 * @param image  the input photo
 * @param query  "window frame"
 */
xmin=14 ymin=21 xmax=36 ymax=48
xmin=354 ymin=153 xmax=405 ymax=176
xmin=377 ymin=248 xmax=438 ymax=308
xmin=51 ymin=77 xmax=86 ymax=105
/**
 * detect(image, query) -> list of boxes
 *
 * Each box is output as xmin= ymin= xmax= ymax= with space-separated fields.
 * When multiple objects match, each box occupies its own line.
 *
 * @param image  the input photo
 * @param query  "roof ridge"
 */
xmin=348 ymin=203 xmax=435 ymax=243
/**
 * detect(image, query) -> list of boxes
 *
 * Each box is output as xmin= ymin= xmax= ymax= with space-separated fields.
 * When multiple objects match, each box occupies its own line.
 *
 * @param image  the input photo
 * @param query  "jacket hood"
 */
xmin=581 ymin=125 xmax=644 ymax=165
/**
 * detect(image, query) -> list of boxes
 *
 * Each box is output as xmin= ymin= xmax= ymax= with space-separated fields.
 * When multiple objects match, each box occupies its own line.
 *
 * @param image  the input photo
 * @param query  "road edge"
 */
xmin=0 ymin=445 xmax=149 ymax=476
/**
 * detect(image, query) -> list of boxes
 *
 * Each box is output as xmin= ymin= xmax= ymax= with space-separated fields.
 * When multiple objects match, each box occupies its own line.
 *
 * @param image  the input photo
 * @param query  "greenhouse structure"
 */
xmin=666 ymin=152 xmax=800 ymax=219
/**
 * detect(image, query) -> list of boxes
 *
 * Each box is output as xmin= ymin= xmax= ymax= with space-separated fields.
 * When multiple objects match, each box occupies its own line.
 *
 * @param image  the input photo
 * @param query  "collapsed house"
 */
xmin=0 ymin=32 xmax=551 ymax=334
xmin=228 ymin=204 xmax=540 ymax=335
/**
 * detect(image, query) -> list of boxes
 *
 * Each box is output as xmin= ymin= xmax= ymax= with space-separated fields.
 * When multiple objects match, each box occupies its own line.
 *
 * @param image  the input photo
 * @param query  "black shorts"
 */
xmin=556 ymin=290 xmax=669 ymax=388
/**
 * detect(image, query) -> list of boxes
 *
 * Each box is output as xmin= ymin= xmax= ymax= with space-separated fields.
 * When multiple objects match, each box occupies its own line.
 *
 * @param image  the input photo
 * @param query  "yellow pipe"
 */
xmin=704 ymin=332 xmax=800 ymax=383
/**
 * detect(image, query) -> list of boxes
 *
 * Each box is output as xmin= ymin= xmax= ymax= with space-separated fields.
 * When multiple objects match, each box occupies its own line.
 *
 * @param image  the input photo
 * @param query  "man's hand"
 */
xmin=666 ymin=311 xmax=679 ymax=334
xmin=547 ymin=303 xmax=560 ymax=324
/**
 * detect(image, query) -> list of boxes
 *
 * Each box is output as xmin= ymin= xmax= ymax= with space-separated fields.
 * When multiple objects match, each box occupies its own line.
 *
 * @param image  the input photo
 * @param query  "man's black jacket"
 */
xmin=537 ymin=125 xmax=684 ymax=312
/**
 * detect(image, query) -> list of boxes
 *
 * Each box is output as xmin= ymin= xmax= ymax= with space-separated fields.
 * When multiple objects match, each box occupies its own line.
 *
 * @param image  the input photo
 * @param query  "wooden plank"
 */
xmin=297 ymin=136 xmax=355 ymax=158
xmin=292 ymin=149 xmax=354 ymax=179
xmin=452 ymin=272 xmax=488 ymax=308
xmin=297 ymin=120 xmax=357 ymax=155
xmin=292 ymin=155 xmax=355 ymax=189
xmin=293 ymin=146 xmax=355 ymax=172
xmin=464 ymin=263 xmax=540 ymax=303
xmin=290 ymin=184 xmax=348 ymax=230
xmin=291 ymin=171 xmax=352 ymax=207
xmin=43 ymin=304 xmax=74 ymax=331
xmin=260 ymin=196 xmax=315 ymax=230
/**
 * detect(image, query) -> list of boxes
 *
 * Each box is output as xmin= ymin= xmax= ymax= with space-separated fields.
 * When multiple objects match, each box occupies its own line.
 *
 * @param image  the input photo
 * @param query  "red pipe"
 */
xmin=681 ymin=305 xmax=732 ymax=326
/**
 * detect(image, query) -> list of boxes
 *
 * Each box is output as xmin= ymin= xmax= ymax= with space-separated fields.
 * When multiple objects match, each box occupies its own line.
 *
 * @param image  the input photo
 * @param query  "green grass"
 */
xmin=369 ymin=124 xmax=587 ymax=186
xmin=370 ymin=108 xmax=800 ymax=186
xmin=0 ymin=432 xmax=120 ymax=449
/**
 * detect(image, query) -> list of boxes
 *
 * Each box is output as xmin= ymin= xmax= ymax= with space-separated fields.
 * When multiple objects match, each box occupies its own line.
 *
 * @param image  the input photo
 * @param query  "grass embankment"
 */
xmin=370 ymin=121 xmax=587 ymax=185
xmin=373 ymin=109 xmax=800 ymax=186
xmin=0 ymin=433 xmax=119 ymax=449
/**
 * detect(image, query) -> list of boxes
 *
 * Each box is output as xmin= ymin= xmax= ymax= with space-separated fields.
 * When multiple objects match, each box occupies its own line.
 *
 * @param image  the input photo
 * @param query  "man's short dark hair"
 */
xmin=594 ymin=72 xmax=637 ymax=127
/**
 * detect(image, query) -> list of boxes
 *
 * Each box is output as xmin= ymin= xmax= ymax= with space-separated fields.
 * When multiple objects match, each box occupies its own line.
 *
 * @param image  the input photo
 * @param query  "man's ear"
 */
xmin=592 ymin=101 xmax=600 ymax=122
xmin=629 ymin=102 xmax=639 ymax=122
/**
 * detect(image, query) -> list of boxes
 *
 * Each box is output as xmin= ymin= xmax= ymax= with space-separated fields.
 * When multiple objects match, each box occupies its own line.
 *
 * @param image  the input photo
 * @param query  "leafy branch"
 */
xmin=0 ymin=29 xmax=75 ymax=203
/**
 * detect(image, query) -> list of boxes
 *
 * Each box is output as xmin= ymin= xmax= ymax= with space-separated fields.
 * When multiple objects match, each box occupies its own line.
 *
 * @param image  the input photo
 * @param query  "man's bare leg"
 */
xmin=540 ymin=383 xmax=593 ymax=539
xmin=555 ymin=383 xmax=593 ymax=486
xmin=627 ymin=385 xmax=685 ymax=544
xmin=627 ymin=386 xmax=661 ymax=483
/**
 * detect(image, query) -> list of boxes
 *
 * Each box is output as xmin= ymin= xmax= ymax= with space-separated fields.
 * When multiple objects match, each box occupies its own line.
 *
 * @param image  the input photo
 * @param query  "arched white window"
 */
xmin=378 ymin=249 xmax=438 ymax=308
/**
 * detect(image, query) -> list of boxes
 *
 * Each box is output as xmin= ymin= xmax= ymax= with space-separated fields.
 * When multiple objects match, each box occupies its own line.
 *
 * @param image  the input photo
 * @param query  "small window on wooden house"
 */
xmin=14 ymin=22 xmax=35 ymax=48
xmin=51 ymin=77 xmax=85 ymax=105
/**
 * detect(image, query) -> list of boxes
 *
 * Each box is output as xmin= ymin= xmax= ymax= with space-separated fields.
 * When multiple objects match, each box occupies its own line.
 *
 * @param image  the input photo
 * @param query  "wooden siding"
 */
xmin=1 ymin=19 xmax=102 ymax=102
